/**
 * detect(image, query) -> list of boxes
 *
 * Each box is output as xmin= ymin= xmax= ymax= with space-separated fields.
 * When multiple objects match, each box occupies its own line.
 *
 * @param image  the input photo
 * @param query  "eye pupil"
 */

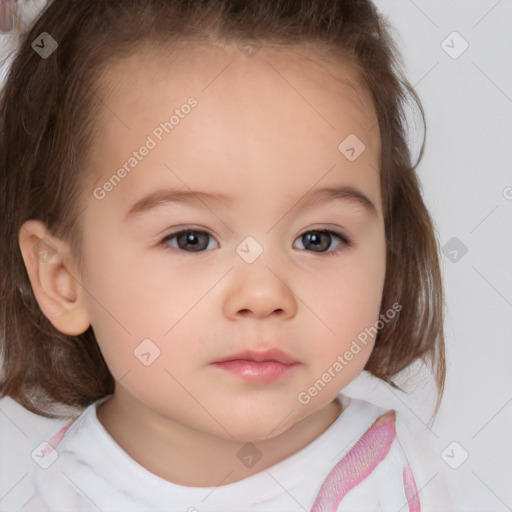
xmin=178 ymin=231 xmax=208 ymax=251
xmin=303 ymin=231 xmax=330 ymax=252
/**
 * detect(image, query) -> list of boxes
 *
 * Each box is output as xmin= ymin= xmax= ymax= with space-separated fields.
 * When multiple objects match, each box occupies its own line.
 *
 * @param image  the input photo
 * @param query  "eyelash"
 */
xmin=158 ymin=228 xmax=352 ymax=256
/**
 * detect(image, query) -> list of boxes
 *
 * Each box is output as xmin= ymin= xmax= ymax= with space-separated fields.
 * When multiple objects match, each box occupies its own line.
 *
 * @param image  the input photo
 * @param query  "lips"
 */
xmin=212 ymin=349 xmax=298 ymax=365
xmin=210 ymin=349 xmax=300 ymax=383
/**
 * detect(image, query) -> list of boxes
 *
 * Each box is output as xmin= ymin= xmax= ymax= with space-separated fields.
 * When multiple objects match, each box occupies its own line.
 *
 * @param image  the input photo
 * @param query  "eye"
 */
xmin=160 ymin=229 xmax=218 ymax=252
xmin=293 ymin=229 xmax=351 ymax=254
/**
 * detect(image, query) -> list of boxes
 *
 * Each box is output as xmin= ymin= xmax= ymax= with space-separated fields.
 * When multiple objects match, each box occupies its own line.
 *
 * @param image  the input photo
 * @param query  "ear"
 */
xmin=18 ymin=219 xmax=90 ymax=336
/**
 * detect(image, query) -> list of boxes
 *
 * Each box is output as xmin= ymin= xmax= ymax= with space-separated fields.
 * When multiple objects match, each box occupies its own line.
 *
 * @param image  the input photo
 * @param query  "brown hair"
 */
xmin=0 ymin=0 xmax=445 ymax=418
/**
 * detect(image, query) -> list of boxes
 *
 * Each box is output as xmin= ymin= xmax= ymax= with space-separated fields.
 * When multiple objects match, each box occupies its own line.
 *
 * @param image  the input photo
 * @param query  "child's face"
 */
xmin=78 ymin=44 xmax=385 ymax=440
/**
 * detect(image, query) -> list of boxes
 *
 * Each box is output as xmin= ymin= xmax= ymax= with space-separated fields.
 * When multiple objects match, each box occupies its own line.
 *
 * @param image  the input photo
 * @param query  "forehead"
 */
xmin=86 ymin=43 xmax=381 ymax=213
xmin=96 ymin=42 xmax=377 ymax=136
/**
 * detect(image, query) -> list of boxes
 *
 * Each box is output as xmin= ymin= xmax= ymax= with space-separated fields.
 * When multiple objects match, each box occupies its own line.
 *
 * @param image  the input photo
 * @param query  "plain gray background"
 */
xmin=1 ymin=1 xmax=511 ymax=510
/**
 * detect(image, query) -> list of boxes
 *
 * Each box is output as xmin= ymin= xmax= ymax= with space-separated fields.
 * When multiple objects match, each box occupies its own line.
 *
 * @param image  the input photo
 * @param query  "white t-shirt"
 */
xmin=20 ymin=395 xmax=454 ymax=511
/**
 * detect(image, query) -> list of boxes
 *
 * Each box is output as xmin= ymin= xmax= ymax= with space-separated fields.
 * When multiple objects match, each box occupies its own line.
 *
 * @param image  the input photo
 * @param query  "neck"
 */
xmin=96 ymin=387 xmax=343 ymax=487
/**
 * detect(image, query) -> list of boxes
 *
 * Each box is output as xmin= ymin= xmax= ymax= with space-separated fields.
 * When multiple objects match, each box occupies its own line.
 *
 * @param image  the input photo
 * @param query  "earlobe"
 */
xmin=18 ymin=219 xmax=91 ymax=336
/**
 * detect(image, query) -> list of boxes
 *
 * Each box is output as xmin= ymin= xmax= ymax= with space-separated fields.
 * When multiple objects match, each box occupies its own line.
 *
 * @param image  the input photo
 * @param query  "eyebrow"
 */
xmin=298 ymin=185 xmax=378 ymax=218
xmin=124 ymin=185 xmax=378 ymax=220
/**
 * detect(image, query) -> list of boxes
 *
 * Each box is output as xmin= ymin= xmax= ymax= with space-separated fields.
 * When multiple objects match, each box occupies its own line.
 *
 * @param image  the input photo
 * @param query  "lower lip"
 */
xmin=211 ymin=360 xmax=299 ymax=383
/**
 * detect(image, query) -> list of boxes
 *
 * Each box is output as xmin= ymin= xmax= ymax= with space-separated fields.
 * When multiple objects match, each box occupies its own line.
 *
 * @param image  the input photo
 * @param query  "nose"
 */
xmin=223 ymin=255 xmax=298 ymax=321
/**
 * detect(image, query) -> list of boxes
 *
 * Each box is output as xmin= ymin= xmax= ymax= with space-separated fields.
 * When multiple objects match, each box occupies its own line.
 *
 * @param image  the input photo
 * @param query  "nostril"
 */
xmin=237 ymin=308 xmax=284 ymax=316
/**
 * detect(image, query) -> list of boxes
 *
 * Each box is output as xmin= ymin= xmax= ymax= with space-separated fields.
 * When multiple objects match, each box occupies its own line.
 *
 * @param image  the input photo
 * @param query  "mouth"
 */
xmin=214 ymin=349 xmax=298 ymax=365
xmin=210 ymin=349 xmax=300 ymax=383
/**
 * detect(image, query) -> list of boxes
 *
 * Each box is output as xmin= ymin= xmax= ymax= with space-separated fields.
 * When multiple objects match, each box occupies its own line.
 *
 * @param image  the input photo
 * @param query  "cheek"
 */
xmin=79 ymin=239 xmax=212 ymax=374
xmin=315 ymin=252 xmax=385 ymax=337
xmin=303 ymin=239 xmax=386 ymax=383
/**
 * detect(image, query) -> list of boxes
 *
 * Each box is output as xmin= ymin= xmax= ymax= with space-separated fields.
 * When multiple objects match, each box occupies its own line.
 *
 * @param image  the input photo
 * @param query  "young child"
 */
xmin=0 ymin=0 xmax=454 ymax=510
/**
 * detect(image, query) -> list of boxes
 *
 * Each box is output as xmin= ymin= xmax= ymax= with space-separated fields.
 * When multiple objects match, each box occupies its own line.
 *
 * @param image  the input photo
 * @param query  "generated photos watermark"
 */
xmin=93 ymin=97 xmax=198 ymax=200
xmin=297 ymin=302 xmax=402 ymax=405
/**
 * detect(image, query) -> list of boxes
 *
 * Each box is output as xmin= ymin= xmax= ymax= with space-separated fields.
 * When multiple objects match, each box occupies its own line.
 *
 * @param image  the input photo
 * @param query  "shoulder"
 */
xmin=312 ymin=396 xmax=455 ymax=511
xmin=393 ymin=408 xmax=456 ymax=511
xmin=21 ymin=399 xmax=109 ymax=511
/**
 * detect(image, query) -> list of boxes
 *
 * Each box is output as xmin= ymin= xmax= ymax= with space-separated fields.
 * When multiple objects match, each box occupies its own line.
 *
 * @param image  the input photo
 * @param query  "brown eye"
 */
xmin=161 ymin=230 xmax=215 ymax=252
xmin=293 ymin=230 xmax=350 ymax=254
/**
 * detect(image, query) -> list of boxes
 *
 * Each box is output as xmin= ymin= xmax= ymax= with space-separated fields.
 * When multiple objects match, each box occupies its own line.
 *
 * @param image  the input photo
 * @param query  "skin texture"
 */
xmin=18 ymin=44 xmax=386 ymax=486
